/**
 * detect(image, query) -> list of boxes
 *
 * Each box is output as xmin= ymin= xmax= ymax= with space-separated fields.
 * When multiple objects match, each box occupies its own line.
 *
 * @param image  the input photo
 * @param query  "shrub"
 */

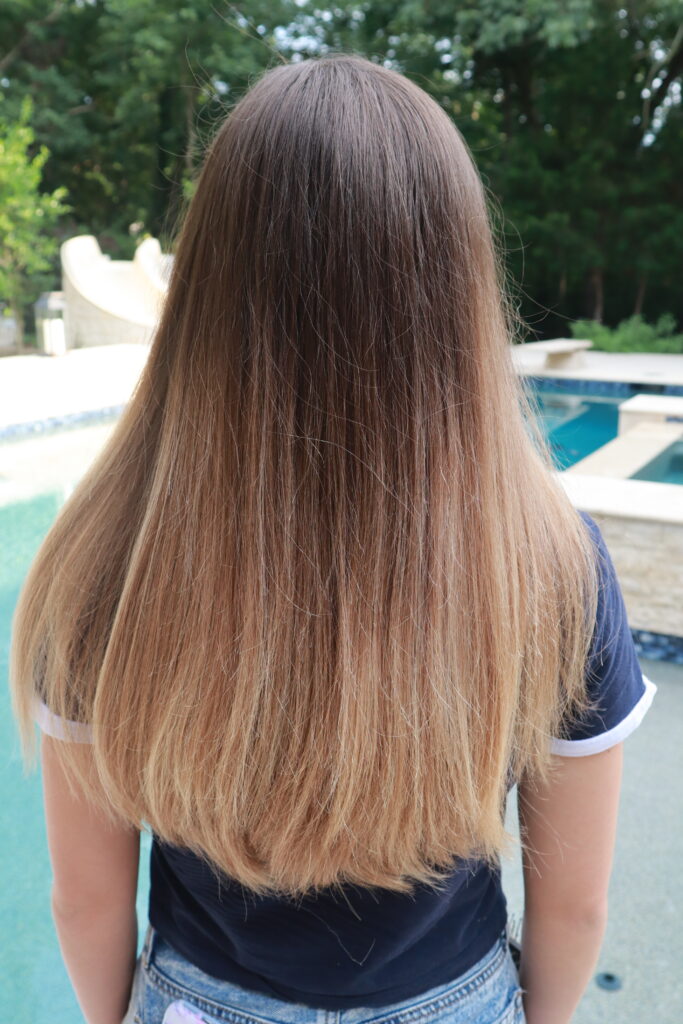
xmin=569 ymin=314 xmax=683 ymax=353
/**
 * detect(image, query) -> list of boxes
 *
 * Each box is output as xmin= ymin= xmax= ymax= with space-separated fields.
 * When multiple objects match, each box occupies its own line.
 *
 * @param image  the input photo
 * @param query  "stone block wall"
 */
xmin=590 ymin=512 xmax=683 ymax=638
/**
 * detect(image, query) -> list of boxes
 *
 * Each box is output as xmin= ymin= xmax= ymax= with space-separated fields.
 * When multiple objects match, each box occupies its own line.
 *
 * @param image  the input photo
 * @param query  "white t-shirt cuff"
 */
xmin=550 ymin=674 xmax=657 ymax=757
xmin=34 ymin=673 xmax=658 ymax=753
xmin=34 ymin=698 xmax=94 ymax=744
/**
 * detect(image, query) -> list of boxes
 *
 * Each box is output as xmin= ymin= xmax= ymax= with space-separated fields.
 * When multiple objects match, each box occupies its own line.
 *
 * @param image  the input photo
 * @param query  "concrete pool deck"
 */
xmin=512 ymin=344 xmax=683 ymax=387
xmin=503 ymin=655 xmax=683 ymax=1024
xmin=0 ymin=344 xmax=150 ymax=437
xmin=2 ymin=344 xmax=683 ymax=437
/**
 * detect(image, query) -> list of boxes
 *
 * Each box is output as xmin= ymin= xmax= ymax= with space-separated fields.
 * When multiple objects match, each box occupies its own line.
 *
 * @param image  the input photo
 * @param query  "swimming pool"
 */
xmin=631 ymin=438 xmax=683 ymax=486
xmin=525 ymin=387 xmax=622 ymax=470
xmin=0 ymin=383 xmax=659 ymax=1022
xmin=0 ymin=435 xmax=151 ymax=1024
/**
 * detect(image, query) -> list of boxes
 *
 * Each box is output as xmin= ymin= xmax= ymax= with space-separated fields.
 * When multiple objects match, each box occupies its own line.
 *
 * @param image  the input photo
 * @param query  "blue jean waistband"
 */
xmin=141 ymin=926 xmax=514 ymax=1024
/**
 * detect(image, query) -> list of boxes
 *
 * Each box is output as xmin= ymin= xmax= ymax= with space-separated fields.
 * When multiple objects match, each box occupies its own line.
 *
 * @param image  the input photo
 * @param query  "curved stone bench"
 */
xmin=520 ymin=338 xmax=593 ymax=370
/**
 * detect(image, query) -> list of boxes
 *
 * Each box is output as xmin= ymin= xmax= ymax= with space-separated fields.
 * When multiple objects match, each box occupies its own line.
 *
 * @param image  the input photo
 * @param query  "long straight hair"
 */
xmin=12 ymin=54 xmax=598 ymax=897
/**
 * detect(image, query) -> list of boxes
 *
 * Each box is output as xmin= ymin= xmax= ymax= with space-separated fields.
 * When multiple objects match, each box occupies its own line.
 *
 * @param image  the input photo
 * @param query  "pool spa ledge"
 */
xmin=559 ymin=472 xmax=683 ymax=647
xmin=555 ymin=391 xmax=683 ymax=651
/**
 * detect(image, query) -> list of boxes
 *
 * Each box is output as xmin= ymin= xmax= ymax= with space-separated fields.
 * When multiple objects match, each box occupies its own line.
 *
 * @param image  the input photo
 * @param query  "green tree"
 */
xmin=0 ymin=1 xmax=296 ymax=251
xmin=2 ymin=1 xmax=682 ymax=337
xmin=0 ymin=96 xmax=69 ymax=346
xmin=291 ymin=0 xmax=683 ymax=334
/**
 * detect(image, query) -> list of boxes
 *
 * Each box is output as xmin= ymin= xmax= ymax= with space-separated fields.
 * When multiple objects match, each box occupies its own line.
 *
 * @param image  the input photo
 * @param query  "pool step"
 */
xmin=566 ymin=420 xmax=683 ymax=479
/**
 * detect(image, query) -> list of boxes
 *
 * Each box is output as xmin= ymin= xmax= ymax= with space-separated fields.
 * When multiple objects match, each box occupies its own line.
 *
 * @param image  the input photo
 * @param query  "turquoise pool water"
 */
xmin=0 ymin=385 xmax=634 ymax=1023
xmin=631 ymin=438 xmax=683 ymax=486
xmin=526 ymin=388 xmax=622 ymax=470
xmin=1 ymin=493 xmax=151 ymax=1024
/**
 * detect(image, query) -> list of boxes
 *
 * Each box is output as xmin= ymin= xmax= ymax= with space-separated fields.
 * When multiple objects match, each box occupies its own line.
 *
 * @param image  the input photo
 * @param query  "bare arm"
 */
xmin=518 ymin=743 xmax=623 ymax=1024
xmin=41 ymin=734 xmax=140 ymax=1024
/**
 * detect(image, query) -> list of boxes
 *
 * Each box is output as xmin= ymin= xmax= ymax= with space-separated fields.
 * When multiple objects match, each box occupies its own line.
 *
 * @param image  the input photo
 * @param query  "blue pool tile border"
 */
xmin=524 ymin=375 xmax=683 ymax=398
xmin=632 ymin=628 xmax=683 ymax=665
xmin=0 ymin=405 xmax=124 ymax=441
xmin=3 ymin=378 xmax=682 ymax=440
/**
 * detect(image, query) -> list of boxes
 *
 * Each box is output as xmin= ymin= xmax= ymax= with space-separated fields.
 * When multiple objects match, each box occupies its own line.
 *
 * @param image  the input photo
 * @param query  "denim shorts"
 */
xmin=122 ymin=925 xmax=525 ymax=1024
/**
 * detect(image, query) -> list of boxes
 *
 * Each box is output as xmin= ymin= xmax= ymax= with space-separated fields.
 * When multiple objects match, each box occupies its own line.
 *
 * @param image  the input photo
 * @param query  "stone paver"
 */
xmin=502 ymin=657 xmax=683 ymax=1024
xmin=0 ymin=344 xmax=149 ymax=436
xmin=512 ymin=345 xmax=683 ymax=387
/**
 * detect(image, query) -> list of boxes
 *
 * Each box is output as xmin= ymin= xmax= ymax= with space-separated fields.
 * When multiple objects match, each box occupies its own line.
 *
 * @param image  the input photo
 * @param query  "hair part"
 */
xmin=12 ymin=54 xmax=598 ymax=897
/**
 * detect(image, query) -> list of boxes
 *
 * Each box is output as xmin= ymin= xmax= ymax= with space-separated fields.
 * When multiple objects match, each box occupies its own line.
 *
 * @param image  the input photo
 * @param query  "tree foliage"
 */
xmin=570 ymin=313 xmax=683 ymax=352
xmin=288 ymin=0 xmax=683 ymax=334
xmin=0 ymin=0 xmax=292 ymax=251
xmin=0 ymin=95 xmax=69 ymax=345
xmin=1 ymin=0 xmax=682 ymax=337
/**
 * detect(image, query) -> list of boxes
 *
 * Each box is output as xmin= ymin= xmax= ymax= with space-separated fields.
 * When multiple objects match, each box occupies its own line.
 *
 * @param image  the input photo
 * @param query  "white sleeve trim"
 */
xmin=34 ymin=673 xmax=658 ymax=752
xmin=550 ymin=674 xmax=657 ymax=757
xmin=34 ymin=698 xmax=94 ymax=744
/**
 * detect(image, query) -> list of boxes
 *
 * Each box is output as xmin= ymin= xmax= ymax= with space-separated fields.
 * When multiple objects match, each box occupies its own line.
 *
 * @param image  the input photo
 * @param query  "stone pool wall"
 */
xmin=560 ymin=473 xmax=683 ymax=661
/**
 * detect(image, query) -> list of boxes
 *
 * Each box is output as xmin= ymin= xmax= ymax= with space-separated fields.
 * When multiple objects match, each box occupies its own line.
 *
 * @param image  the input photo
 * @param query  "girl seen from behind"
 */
xmin=11 ymin=54 xmax=655 ymax=1024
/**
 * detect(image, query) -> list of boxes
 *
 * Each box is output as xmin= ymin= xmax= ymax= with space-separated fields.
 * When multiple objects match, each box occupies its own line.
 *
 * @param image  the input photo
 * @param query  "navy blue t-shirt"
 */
xmin=36 ymin=510 xmax=656 ymax=1009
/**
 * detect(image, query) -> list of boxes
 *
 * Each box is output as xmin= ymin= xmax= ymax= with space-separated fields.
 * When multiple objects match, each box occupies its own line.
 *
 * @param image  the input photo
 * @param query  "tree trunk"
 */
xmin=10 ymin=301 xmax=24 ymax=351
xmin=501 ymin=67 xmax=513 ymax=141
xmin=515 ymin=57 xmax=539 ymax=130
xmin=151 ymin=86 xmax=176 ymax=238
xmin=634 ymin=273 xmax=647 ymax=316
xmin=557 ymin=269 xmax=567 ymax=303
xmin=185 ymin=84 xmax=196 ymax=176
xmin=589 ymin=267 xmax=604 ymax=322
